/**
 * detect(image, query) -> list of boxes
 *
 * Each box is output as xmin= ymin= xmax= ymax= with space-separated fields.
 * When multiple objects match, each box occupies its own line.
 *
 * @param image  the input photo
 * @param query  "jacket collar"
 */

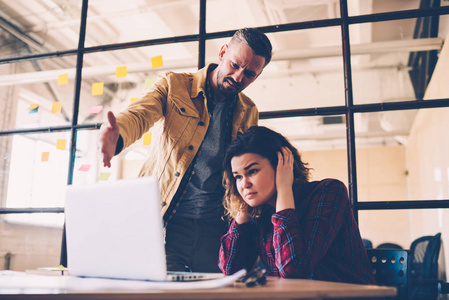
xmin=190 ymin=63 xmax=215 ymax=99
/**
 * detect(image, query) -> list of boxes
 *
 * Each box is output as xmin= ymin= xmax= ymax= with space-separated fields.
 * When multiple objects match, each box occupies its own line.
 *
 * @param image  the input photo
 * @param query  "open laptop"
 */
xmin=65 ymin=176 xmax=224 ymax=282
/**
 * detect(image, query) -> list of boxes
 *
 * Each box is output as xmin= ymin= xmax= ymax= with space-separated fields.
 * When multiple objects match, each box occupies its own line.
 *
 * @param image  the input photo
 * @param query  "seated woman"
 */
xmin=219 ymin=126 xmax=375 ymax=284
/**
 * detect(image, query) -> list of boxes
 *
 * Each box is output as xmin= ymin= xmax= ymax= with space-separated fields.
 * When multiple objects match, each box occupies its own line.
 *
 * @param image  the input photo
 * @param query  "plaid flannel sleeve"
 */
xmin=271 ymin=179 xmax=349 ymax=278
xmin=219 ymin=220 xmax=258 ymax=275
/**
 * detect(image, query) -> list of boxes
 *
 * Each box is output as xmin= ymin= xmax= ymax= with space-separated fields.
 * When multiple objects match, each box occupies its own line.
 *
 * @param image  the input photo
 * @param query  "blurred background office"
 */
xmin=0 ymin=0 xmax=448 ymax=277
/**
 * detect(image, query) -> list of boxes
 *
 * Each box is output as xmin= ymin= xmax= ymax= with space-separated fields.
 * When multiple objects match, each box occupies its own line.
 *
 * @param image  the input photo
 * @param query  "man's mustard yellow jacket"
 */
xmin=115 ymin=64 xmax=259 ymax=217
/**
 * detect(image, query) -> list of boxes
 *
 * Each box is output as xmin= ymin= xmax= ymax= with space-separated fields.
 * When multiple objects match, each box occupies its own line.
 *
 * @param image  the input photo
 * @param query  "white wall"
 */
xmin=405 ymin=29 xmax=449 ymax=272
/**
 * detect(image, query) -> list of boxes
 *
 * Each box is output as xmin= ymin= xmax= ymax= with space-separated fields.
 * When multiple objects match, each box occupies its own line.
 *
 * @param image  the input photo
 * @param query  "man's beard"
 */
xmin=216 ymin=71 xmax=242 ymax=97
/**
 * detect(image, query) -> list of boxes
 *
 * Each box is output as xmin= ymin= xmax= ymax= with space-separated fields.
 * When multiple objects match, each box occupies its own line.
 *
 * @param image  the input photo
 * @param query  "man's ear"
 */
xmin=218 ymin=44 xmax=228 ymax=62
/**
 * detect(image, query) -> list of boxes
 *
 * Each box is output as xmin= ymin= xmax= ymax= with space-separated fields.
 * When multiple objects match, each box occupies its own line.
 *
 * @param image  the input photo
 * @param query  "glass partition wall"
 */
xmin=1 ymin=0 xmax=449 ymax=272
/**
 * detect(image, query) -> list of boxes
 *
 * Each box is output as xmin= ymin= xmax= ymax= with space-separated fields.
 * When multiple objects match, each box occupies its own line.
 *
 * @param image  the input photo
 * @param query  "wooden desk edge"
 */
xmin=0 ymin=275 xmax=397 ymax=300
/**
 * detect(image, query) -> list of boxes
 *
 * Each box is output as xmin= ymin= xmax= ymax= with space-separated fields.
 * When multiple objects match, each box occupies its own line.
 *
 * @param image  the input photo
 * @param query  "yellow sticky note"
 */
xmin=151 ymin=55 xmax=163 ymax=68
xmin=116 ymin=66 xmax=127 ymax=78
xmin=56 ymin=139 xmax=66 ymax=150
xmin=58 ymin=265 xmax=68 ymax=271
xmin=92 ymin=82 xmax=104 ymax=96
xmin=41 ymin=152 xmax=50 ymax=162
xmin=143 ymin=133 xmax=152 ymax=145
xmin=58 ymin=73 xmax=68 ymax=85
xmin=131 ymin=97 xmax=139 ymax=104
xmin=98 ymin=172 xmax=111 ymax=181
xmin=51 ymin=102 xmax=62 ymax=113
xmin=145 ymin=77 xmax=156 ymax=90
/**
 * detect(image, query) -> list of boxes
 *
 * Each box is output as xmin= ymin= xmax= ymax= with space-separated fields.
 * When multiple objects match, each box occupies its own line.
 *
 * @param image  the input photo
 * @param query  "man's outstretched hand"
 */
xmin=97 ymin=111 xmax=119 ymax=168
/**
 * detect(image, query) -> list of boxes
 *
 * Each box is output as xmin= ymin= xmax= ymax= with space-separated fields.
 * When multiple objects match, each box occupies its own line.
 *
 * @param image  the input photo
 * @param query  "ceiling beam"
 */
xmin=0 ymin=38 xmax=443 ymax=87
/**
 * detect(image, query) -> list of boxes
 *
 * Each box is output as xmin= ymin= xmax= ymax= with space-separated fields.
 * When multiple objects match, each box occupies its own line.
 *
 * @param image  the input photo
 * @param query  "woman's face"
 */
xmin=231 ymin=153 xmax=276 ymax=208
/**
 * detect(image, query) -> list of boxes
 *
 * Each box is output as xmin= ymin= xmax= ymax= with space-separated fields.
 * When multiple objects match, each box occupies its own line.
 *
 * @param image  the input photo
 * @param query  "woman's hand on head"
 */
xmin=235 ymin=202 xmax=250 ymax=225
xmin=276 ymin=147 xmax=294 ymax=191
xmin=275 ymin=147 xmax=295 ymax=212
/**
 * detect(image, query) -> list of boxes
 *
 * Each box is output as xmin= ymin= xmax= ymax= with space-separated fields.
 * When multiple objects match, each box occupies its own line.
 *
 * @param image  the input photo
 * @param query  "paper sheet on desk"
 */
xmin=65 ymin=269 xmax=246 ymax=291
xmin=0 ymin=270 xmax=246 ymax=291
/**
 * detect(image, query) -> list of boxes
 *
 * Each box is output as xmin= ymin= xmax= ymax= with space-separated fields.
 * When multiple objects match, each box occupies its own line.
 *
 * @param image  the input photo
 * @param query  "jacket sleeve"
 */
xmin=219 ymin=220 xmax=258 ymax=275
xmin=271 ymin=180 xmax=349 ymax=278
xmin=115 ymin=75 xmax=169 ymax=151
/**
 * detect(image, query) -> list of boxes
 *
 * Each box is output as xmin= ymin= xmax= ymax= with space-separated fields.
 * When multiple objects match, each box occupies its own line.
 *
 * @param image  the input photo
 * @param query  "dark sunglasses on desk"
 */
xmin=239 ymin=267 xmax=267 ymax=287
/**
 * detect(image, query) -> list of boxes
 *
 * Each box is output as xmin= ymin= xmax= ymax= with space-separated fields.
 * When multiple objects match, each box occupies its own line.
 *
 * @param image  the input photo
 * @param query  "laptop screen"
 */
xmin=65 ymin=176 xmax=167 ymax=281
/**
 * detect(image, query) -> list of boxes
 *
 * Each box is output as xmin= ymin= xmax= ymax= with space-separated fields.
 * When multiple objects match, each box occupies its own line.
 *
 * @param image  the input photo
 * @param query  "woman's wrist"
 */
xmin=276 ymin=188 xmax=295 ymax=212
xmin=235 ymin=212 xmax=250 ymax=224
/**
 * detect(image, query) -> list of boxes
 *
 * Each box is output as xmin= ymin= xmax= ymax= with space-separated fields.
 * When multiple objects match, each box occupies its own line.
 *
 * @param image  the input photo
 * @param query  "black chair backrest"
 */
xmin=367 ymin=248 xmax=410 ymax=300
xmin=377 ymin=243 xmax=403 ymax=250
xmin=363 ymin=238 xmax=373 ymax=249
xmin=410 ymin=233 xmax=441 ymax=279
xmin=409 ymin=233 xmax=442 ymax=299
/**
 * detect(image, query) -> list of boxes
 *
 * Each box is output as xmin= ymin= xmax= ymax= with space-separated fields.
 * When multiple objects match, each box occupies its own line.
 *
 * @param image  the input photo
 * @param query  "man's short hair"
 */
xmin=230 ymin=28 xmax=273 ymax=66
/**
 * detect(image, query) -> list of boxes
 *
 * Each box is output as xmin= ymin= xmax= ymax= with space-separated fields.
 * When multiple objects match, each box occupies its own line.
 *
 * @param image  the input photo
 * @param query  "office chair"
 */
xmin=377 ymin=243 xmax=403 ymax=250
xmin=409 ymin=233 xmax=449 ymax=299
xmin=366 ymin=248 xmax=410 ymax=300
xmin=363 ymin=238 xmax=373 ymax=249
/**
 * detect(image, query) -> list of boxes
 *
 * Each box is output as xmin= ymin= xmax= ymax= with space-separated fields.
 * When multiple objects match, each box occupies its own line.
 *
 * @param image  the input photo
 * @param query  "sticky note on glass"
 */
xmin=116 ymin=66 xmax=127 ymax=78
xmin=58 ymin=73 xmax=68 ymax=85
xmin=151 ymin=55 xmax=163 ymax=68
xmin=98 ymin=172 xmax=111 ymax=181
xmin=41 ymin=152 xmax=50 ymax=162
xmin=78 ymin=164 xmax=91 ymax=172
xmin=145 ymin=77 xmax=156 ymax=90
xmin=28 ymin=104 xmax=39 ymax=113
xmin=143 ymin=133 xmax=152 ymax=145
xmin=92 ymin=82 xmax=104 ymax=96
xmin=131 ymin=97 xmax=139 ymax=104
xmin=89 ymin=105 xmax=103 ymax=114
xmin=56 ymin=139 xmax=66 ymax=150
xmin=51 ymin=102 xmax=62 ymax=113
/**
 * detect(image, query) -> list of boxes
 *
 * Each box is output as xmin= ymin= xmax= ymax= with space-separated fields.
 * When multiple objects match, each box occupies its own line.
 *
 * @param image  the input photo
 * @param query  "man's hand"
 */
xmin=97 ymin=111 xmax=120 ymax=168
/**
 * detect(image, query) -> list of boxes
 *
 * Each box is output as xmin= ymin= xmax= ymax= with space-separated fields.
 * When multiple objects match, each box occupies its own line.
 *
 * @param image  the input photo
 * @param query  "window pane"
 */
xmin=355 ymin=108 xmax=449 ymax=202
xmin=0 ymin=56 xmax=77 ymax=130
xmin=205 ymin=28 xmax=345 ymax=111
xmin=358 ymin=209 xmax=449 ymax=274
xmin=350 ymin=17 xmax=446 ymax=104
xmin=74 ymin=129 xmax=122 ymax=185
xmin=0 ymin=132 xmax=70 ymax=209
xmin=79 ymin=43 xmax=199 ymax=125
xmin=347 ymin=0 xmax=420 ymax=16
xmin=85 ymin=0 xmax=199 ymax=46
xmin=207 ymin=0 xmax=340 ymax=32
xmin=0 ymin=214 xmax=63 ymax=271
xmin=0 ymin=1 xmax=81 ymax=57
xmin=74 ymin=127 xmax=161 ymax=185
xmin=260 ymin=115 xmax=348 ymax=186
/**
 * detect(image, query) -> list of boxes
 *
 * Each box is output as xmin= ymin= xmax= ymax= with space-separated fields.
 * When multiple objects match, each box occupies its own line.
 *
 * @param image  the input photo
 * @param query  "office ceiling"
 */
xmin=0 ymin=0 xmax=447 ymax=151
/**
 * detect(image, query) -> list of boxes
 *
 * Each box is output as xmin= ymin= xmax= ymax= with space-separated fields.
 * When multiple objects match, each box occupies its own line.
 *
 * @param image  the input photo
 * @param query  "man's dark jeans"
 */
xmin=165 ymin=214 xmax=228 ymax=273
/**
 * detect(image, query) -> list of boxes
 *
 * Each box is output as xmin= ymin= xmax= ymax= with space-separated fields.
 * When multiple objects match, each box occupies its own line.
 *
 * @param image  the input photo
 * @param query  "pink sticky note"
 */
xmin=78 ymin=164 xmax=91 ymax=172
xmin=89 ymin=105 xmax=103 ymax=114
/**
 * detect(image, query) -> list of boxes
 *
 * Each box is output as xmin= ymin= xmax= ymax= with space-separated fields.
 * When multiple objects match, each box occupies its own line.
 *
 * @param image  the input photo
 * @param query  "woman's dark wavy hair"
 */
xmin=222 ymin=126 xmax=311 ymax=220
